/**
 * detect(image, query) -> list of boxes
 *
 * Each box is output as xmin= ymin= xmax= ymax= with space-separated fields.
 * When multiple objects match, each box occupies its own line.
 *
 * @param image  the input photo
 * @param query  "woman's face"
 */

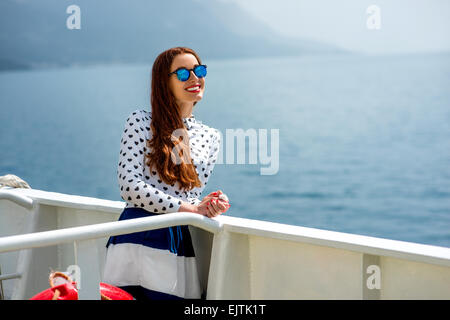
xmin=169 ymin=53 xmax=205 ymax=106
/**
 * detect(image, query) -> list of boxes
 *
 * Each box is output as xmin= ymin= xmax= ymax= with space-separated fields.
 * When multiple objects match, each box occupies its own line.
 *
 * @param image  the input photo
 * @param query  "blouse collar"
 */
xmin=182 ymin=114 xmax=200 ymax=129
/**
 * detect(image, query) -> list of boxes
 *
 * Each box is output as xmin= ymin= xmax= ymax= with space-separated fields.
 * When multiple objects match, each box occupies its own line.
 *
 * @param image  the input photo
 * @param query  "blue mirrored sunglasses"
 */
xmin=168 ymin=64 xmax=207 ymax=82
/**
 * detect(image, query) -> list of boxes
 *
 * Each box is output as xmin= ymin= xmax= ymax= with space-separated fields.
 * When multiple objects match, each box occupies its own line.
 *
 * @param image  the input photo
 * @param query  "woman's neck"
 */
xmin=177 ymin=101 xmax=194 ymax=118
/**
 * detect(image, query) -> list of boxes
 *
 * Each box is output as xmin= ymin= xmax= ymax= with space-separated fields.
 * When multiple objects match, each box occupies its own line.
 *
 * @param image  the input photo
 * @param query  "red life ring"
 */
xmin=30 ymin=271 xmax=133 ymax=300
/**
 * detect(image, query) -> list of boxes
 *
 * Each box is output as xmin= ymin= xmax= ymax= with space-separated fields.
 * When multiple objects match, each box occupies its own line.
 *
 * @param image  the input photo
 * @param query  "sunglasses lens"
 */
xmin=194 ymin=65 xmax=207 ymax=78
xmin=173 ymin=65 xmax=207 ymax=81
xmin=176 ymin=68 xmax=190 ymax=81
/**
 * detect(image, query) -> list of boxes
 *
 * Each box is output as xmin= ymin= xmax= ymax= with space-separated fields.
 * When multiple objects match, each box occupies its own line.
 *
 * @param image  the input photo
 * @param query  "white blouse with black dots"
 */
xmin=117 ymin=109 xmax=221 ymax=214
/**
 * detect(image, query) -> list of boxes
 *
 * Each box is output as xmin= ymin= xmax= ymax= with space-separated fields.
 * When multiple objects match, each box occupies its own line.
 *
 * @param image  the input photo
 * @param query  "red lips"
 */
xmin=186 ymin=84 xmax=200 ymax=89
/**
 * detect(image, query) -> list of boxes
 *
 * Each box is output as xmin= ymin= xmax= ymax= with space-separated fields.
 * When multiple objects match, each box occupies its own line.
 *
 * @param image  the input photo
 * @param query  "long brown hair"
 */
xmin=145 ymin=47 xmax=203 ymax=192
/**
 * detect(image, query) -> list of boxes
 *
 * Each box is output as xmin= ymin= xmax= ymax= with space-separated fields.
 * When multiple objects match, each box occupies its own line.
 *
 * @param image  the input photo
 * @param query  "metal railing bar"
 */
xmin=0 ymin=191 xmax=34 ymax=210
xmin=0 ymin=212 xmax=223 ymax=253
xmin=0 ymin=273 xmax=22 ymax=281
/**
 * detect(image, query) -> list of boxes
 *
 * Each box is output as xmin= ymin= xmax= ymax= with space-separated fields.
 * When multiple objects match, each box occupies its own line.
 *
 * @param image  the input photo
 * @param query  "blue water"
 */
xmin=1 ymin=52 xmax=449 ymax=247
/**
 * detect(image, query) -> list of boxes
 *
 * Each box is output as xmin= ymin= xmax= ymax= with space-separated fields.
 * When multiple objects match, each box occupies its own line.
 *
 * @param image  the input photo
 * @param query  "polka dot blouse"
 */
xmin=117 ymin=109 xmax=221 ymax=214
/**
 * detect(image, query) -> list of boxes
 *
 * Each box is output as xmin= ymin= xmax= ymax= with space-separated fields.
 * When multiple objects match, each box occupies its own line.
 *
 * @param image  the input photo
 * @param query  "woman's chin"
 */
xmin=186 ymin=93 xmax=203 ymax=102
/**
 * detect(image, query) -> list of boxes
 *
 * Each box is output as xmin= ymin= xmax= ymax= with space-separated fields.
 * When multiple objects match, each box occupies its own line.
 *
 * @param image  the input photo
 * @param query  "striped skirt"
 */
xmin=102 ymin=207 xmax=203 ymax=300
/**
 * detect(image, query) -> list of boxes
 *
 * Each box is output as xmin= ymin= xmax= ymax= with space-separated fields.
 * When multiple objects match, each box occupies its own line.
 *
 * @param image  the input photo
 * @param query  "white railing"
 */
xmin=0 ymin=209 xmax=222 ymax=299
xmin=1 ymin=188 xmax=450 ymax=299
xmin=0 ymin=212 xmax=222 ymax=253
xmin=0 ymin=190 xmax=34 ymax=210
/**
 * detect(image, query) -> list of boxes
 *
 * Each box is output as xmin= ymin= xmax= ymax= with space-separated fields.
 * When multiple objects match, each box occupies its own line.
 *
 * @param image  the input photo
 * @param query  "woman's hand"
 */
xmin=196 ymin=190 xmax=230 ymax=218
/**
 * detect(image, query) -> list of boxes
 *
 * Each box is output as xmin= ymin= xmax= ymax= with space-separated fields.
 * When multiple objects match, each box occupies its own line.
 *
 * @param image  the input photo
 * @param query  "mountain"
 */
xmin=0 ymin=0 xmax=348 ymax=70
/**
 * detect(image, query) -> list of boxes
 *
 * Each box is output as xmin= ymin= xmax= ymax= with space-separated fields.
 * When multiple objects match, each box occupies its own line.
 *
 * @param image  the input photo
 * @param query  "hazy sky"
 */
xmin=230 ymin=0 xmax=450 ymax=55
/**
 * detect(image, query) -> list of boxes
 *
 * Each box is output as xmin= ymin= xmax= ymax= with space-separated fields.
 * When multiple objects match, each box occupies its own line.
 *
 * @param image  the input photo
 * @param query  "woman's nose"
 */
xmin=189 ymin=70 xmax=199 ymax=80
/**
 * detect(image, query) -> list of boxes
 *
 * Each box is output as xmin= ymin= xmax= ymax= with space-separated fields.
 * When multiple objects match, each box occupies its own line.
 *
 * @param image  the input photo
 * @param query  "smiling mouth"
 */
xmin=185 ymin=85 xmax=201 ymax=92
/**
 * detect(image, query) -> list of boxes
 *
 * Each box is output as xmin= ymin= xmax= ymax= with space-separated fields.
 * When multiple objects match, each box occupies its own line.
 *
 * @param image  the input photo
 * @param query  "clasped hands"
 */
xmin=197 ymin=190 xmax=230 ymax=218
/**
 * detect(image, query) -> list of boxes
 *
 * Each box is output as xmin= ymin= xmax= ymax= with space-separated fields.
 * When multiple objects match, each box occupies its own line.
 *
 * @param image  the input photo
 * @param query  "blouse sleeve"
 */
xmin=117 ymin=111 xmax=182 ymax=214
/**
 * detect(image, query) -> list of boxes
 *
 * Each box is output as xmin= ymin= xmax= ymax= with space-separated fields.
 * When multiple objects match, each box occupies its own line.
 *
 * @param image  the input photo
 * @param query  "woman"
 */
xmin=102 ymin=47 xmax=230 ymax=300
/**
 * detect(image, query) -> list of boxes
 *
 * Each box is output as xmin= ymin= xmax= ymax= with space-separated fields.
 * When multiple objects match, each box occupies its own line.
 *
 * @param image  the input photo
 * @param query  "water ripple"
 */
xmin=268 ymin=191 xmax=334 ymax=199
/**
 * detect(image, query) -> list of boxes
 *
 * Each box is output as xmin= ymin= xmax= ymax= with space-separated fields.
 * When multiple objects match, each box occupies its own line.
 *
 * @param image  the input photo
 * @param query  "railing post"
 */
xmin=206 ymin=230 xmax=230 ymax=299
xmin=75 ymin=239 xmax=101 ymax=300
xmin=11 ymin=201 xmax=41 ymax=300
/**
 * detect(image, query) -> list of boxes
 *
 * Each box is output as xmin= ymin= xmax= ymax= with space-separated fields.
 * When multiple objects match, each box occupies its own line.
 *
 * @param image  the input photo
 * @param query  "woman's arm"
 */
xmin=117 ymin=110 xmax=183 ymax=214
xmin=178 ymin=201 xmax=198 ymax=213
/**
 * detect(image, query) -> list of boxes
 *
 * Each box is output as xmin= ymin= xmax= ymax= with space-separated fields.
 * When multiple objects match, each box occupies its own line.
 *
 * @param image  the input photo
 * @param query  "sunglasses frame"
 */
xmin=168 ymin=64 xmax=207 ymax=82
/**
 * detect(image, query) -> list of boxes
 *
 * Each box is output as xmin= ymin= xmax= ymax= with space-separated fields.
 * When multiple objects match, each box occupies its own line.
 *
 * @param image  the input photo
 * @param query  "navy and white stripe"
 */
xmin=102 ymin=109 xmax=221 ymax=300
xmin=103 ymin=208 xmax=201 ymax=299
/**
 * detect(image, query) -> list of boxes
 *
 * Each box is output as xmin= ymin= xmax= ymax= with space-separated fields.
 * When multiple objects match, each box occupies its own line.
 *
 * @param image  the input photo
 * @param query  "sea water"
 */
xmin=0 ymin=52 xmax=449 ymax=247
